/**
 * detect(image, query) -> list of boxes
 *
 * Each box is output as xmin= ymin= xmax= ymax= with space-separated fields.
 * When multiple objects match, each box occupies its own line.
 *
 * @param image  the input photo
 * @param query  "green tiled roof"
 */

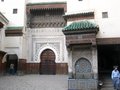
xmin=63 ymin=20 xmax=98 ymax=31
xmin=27 ymin=2 xmax=66 ymax=6
xmin=6 ymin=26 xmax=23 ymax=30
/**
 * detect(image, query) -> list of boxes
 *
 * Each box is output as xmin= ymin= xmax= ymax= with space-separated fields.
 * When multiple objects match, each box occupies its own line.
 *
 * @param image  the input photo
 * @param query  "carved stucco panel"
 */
xmin=72 ymin=46 xmax=93 ymax=74
xmin=31 ymin=37 xmax=64 ymax=63
xmin=26 ymin=28 xmax=66 ymax=63
xmin=34 ymin=42 xmax=60 ymax=63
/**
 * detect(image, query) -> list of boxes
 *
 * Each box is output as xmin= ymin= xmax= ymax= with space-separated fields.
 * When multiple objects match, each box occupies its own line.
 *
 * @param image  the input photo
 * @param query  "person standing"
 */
xmin=111 ymin=66 xmax=120 ymax=90
xmin=9 ymin=63 xmax=15 ymax=75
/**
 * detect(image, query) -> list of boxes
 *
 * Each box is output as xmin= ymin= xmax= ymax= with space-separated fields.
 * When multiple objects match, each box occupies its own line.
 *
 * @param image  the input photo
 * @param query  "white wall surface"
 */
xmin=1 ymin=0 xmax=120 ymax=38
xmin=67 ymin=0 xmax=120 ymax=38
xmin=0 ymin=0 xmax=26 ymax=27
xmin=4 ymin=37 xmax=23 ymax=58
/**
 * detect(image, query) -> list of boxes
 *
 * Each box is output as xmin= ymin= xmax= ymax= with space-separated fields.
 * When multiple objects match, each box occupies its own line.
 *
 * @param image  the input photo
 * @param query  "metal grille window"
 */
xmin=102 ymin=12 xmax=108 ymax=18
xmin=13 ymin=9 xmax=18 ymax=14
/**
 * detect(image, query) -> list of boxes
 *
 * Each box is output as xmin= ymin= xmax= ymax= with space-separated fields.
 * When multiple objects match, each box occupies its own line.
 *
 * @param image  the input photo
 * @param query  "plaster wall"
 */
xmin=0 ymin=0 xmax=26 ymax=27
xmin=4 ymin=37 xmax=23 ymax=58
xmin=68 ymin=45 xmax=98 ymax=78
xmin=67 ymin=0 xmax=120 ymax=38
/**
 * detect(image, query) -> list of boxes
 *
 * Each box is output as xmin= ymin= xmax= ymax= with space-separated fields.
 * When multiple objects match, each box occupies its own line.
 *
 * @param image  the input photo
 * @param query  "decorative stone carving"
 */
xmin=33 ymin=42 xmax=60 ymax=62
xmin=75 ymin=58 xmax=93 ymax=79
xmin=75 ymin=58 xmax=92 ymax=73
xmin=26 ymin=28 xmax=65 ymax=63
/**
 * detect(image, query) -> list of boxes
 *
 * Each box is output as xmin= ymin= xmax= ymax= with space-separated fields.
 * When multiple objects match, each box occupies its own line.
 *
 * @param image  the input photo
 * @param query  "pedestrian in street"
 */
xmin=111 ymin=66 xmax=120 ymax=90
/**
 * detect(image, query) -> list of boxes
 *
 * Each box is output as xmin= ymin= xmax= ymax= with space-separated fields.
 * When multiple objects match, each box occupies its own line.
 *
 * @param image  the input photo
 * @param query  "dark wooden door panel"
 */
xmin=40 ymin=49 xmax=56 ymax=74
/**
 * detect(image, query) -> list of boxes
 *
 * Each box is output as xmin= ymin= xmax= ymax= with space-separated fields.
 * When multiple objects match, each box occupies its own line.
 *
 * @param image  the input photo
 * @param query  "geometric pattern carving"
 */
xmin=75 ymin=58 xmax=92 ymax=73
xmin=34 ymin=42 xmax=60 ymax=62
xmin=26 ymin=28 xmax=64 ymax=62
xmin=29 ymin=22 xmax=66 ymax=28
xmin=28 ymin=15 xmax=66 ymax=28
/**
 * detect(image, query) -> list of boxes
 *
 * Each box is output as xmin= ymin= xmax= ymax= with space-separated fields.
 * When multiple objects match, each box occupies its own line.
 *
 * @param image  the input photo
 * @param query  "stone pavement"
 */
xmin=0 ymin=74 xmax=68 ymax=90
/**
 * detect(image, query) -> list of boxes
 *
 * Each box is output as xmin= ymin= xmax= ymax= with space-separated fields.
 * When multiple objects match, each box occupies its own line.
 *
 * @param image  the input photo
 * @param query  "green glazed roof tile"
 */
xmin=6 ymin=26 xmax=23 ymax=30
xmin=27 ymin=2 xmax=66 ymax=6
xmin=63 ymin=20 xmax=98 ymax=31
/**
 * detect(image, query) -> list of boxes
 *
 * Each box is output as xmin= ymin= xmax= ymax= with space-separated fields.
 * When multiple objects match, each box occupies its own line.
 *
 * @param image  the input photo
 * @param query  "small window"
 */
xmin=13 ymin=9 xmax=18 ymax=14
xmin=1 ymin=0 xmax=4 ymax=2
xmin=102 ymin=12 xmax=108 ymax=18
xmin=78 ymin=0 xmax=83 ymax=1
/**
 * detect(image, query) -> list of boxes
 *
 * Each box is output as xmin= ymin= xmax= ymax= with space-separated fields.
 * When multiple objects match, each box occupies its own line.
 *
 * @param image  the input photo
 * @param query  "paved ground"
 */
xmin=0 ymin=74 xmax=68 ymax=90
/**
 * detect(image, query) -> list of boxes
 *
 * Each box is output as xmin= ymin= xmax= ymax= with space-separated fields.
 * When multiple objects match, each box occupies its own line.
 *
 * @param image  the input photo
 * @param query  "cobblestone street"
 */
xmin=0 ymin=75 xmax=68 ymax=90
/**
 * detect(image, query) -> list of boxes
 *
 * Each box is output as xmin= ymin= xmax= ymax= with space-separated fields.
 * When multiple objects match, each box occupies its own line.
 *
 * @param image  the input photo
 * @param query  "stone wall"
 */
xmin=72 ymin=45 xmax=93 ymax=74
xmin=68 ymin=79 xmax=98 ymax=90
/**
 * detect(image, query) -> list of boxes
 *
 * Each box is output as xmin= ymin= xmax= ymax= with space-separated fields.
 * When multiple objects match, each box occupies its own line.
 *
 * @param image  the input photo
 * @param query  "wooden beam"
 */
xmin=97 ymin=38 xmax=120 ymax=45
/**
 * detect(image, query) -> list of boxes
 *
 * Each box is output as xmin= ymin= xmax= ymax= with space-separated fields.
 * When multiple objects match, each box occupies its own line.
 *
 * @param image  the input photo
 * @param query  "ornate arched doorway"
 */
xmin=40 ymin=49 xmax=56 ymax=74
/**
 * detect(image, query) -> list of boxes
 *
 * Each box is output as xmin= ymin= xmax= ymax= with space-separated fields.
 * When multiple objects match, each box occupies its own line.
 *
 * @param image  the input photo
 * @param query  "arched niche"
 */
xmin=75 ymin=57 xmax=93 ymax=79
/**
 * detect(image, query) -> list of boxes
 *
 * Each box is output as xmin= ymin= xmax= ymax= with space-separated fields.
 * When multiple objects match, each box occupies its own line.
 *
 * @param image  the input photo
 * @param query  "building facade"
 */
xmin=0 ymin=0 xmax=120 ymax=89
xmin=66 ymin=0 xmax=120 ymax=76
xmin=25 ymin=1 xmax=68 ymax=74
xmin=0 ymin=0 xmax=26 ymax=73
xmin=0 ymin=0 xmax=68 ymax=74
xmin=65 ymin=0 xmax=120 ymax=89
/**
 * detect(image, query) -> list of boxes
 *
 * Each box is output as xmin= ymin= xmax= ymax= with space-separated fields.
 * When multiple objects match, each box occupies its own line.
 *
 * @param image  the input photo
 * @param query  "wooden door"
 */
xmin=40 ymin=49 xmax=56 ymax=74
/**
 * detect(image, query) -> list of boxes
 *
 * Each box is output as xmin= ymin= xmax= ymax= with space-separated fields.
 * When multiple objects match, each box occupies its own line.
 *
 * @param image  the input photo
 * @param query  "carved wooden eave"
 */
xmin=5 ymin=27 xmax=23 ymax=36
xmin=63 ymin=29 xmax=98 ymax=47
xmin=97 ymin=38 xmax=120 ymax=45
xmin=26 ymin=2 xmax=67 ymax=14
xmin=62 ymin=21 xmax=99 ymax=47
xmin=26 ymin=2 xmax=67 ymax=28
xmin=63 ymin=11 xmax=94 ymax=21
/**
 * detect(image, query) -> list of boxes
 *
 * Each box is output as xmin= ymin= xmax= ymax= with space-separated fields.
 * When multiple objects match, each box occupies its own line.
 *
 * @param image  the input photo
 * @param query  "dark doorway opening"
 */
xmin=40 ymin=49 xmax=56 ymax=75
xmin=98 ymin=44 xmax=120 ymax=77
xmin=6 ymin=54 xmax=18 ymax=74
xmin=0 ymin=51 xmax=6 ymax=73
